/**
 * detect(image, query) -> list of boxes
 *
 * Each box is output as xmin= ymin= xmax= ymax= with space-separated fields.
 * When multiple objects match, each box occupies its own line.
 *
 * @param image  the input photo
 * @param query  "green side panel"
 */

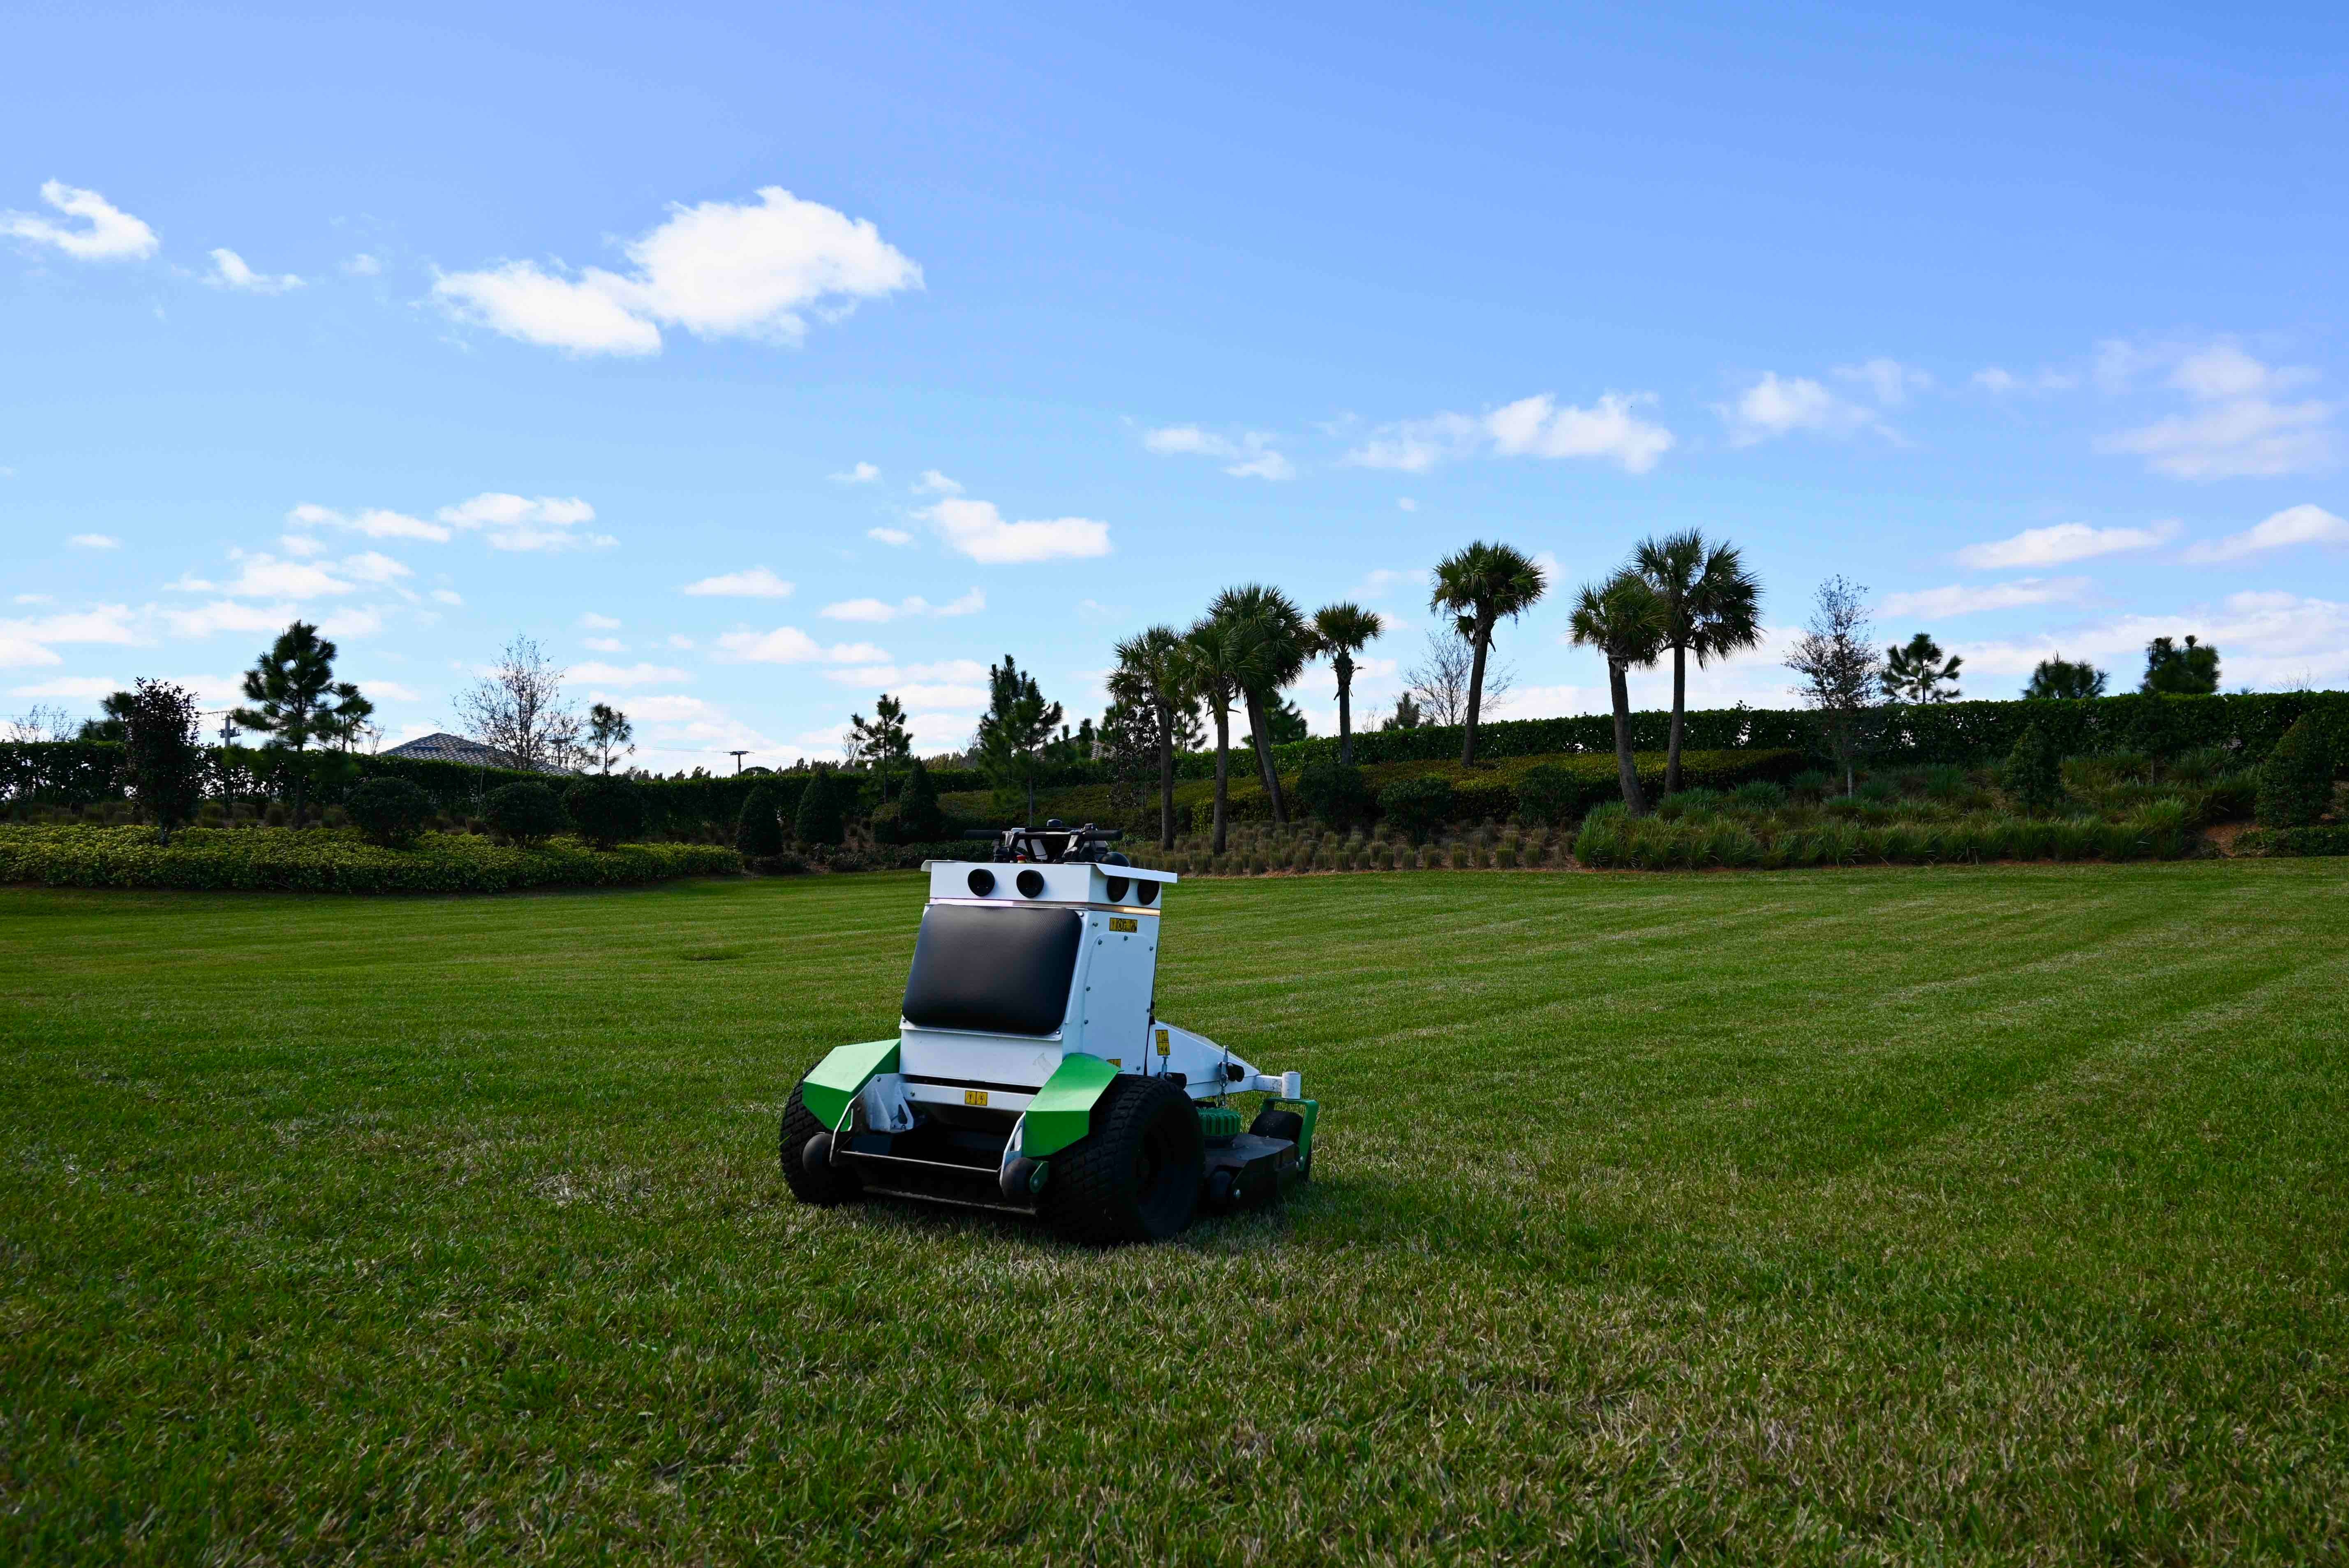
xmin=800 ymin=1038 xmax=901 ymax=1130
xmin=1274 ymin=1097 xmax=1320 ymax=1160
xmin=1021 ymin=1053 xmax=1121 ymax=1159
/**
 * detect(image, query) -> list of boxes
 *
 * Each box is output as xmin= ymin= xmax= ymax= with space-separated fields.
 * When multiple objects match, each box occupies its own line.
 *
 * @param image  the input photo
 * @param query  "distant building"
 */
xmin=379 ymin=732 xmax=576 ymax=775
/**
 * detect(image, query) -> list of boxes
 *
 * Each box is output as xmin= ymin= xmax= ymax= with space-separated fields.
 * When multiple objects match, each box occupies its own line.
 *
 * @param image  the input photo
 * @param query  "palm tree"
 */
xmin=1634 ymin=530 xmax=1763 ymax=795
xmin=1568 ymin=570 xmax=1666 ymax=814
xmin=1109 ymin=625 xmax=1197 ymax=850
xmin=1308 ymin=602 xmax=1384 ymax=766
xmin=1182 ymin=617 xmax=1256 ymax=854
xmin=1206 ymin=584 xmax=1309 ymax=826
xmin=1429 ymin=541 xmax=1548 ymax=766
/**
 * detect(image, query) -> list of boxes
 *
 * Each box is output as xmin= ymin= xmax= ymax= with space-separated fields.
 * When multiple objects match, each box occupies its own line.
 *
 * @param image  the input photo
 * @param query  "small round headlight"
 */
xmin=1135 ymin=879 xmax=1158 ymax=905
xmin=1016 ymin=869 xmax=1045 ymax=897
xmin=967 ymin=868 xmax=995 ymax=896
xmin=1104 ymin=876 xmax=1130 ymax=903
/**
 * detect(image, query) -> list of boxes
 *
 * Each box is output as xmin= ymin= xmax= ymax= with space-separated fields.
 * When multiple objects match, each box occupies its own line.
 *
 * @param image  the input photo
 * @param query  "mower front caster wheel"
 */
xmin=780 ymin=1080 xmax=861 ymax=1207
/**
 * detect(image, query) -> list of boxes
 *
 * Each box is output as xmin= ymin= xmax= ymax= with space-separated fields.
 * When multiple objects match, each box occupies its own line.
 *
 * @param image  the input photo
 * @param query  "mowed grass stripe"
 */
xmin=3 ymin=863 xmax=2347 ymax=1564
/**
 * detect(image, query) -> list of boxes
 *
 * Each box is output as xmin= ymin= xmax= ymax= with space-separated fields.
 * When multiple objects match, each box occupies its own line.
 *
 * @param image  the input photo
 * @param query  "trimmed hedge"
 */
xmin=2233 ymin=825 xmax=2349 ymax=857
xmin=1574 ymin=804 xmax=2199 ymax=870
xmin=0 ymin=826 xmax=740 ymax=894
xmin=1195 ymin=749 xmax=1804 ymax=831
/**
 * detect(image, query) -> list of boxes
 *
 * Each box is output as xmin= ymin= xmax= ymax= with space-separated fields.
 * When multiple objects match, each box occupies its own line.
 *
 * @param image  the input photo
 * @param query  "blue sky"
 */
xmin=5 ymin=0 xmax=2345 ymax=769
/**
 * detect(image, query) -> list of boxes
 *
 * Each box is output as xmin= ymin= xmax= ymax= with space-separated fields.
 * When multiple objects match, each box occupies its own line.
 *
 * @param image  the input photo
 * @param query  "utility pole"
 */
xmin=728 ymin=750 xmax=749 ymax=775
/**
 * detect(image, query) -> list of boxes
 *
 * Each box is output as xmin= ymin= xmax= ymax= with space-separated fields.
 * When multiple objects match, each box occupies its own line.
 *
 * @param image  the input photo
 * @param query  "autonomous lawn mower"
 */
xmin=781 ymin=821 xmax=1317 ymax=1243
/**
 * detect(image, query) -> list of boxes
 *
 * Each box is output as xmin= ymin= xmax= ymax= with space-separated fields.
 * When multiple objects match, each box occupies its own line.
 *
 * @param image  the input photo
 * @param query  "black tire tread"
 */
xmin=780 ymin=1079 xmax=859 ymax=1207
xmin=1045 ymin=1076 xmax=1202 ymax=1245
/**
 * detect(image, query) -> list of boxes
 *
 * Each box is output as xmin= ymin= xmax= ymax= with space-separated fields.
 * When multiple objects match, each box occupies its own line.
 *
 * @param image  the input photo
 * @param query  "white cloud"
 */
xmin=1142 ymin=426 xmax=1297 ymax=481
xmin=2 ymin=182 xmax=158 ymax=261
xmin=67 ymin=533 xmax=119 ymax=549
xmin=679 ymin=566 xmax=794 ymax=598
xmin=667 ymin=633 xmax=694 ymax=649
xmin=317 ymin=607 xmax=383 ymax=640
xmin=207 ymin=248 xmax=303 ymax=294
xmin=435 ymin=493 xmax=610 ymax=551
xmin=288 ymin=502 xmax=451 ymax=543
xmin=583 ymin=636 xmax=624 ymax=652
xmin=824 ymin=657 xmax=990 ymax=688
xmin=1880 ymin=578 xmax=2088 ymax=619
xmin=336 ymin=551 xmax=410 ymax=586
xmin=342 ymin=254 xmax=383 ymax=277
xmin=361 ymin=679 xmax=421 ymax=702
xmin=1396 ymin=497 xmax=1418 ymax=512
xmin=1348 ymin=393 xmax=1672 ymax=474
xmin=569 ymin=661 xmax=689 ymax=686
xmin=925 ymin=495 xmax=1110 ymax=564
xmin=1484 ymin=393 xmax=1674 ymax=472
xmin=0 ymin=604 xmax=145 ymax=668
xmin=1972 ymin=365 xmax=2076 ymax=394
xmin=1954 ymin=592 xmax=2349 ymax=689
xmin=279 ymin=534 xmax=327 ymax=557
xmin=432 ymin=186 xmax=920 ymax=356
xmin=2094 ymin=339 xmax=2336 ymax=479
xmin=430 ymin=588 xmax=463 ymax=606
xmin=831 ymin=462 xmax=880 ymax=484
xmin=1956 ymin=520 xmax=2178 ymax=569
xmin=162 ymin=599 xmax=296 ymax=639
xmin=1834 ymin=358 xmax=1932 ymax=405
xmin=2181 ymin=504 xmax=2349 ymax=563
xmin=10 ymin=676 xmax=125 ymax=698
xmin=580 ymin=611 xmax=622 ymax=629
xmin=1717 ymin=372 xmax=1887 ymax=445
xmin=713 ymin=626 xmax=890 ymax=664
xmin=915 ymin=469 xmax=963 ymax=495
xmin=819 ymin=587 xmax=984 ymax=622
xmin=1356 ymin=567 xmax=1421 ymax=599
xmin=867 ymin=527 xmax=913 ymax=547
xmin=171 ymin=548 xmax=410 ymax=599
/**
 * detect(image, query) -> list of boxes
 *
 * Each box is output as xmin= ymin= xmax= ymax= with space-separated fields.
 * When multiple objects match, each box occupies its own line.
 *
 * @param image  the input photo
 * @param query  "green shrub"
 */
xmin=564 ymin=776 xmax=646 ymax=850
xmin=873 ymin=760 xmax=948 ymax=843
xmin=2202 ymin=775 xmax=2258 ymax=822
xmin=0 ymin=825 xmax=739 ymax=893
xmin=1855 ymin=777 xmax=1897 ymax=804
xmin=486 ymin=782 xmax=568 ymax=846
xmin=2002 ymin=724 xmax=2066 ymax=812
xmin=1513 ymin=764 xmax=1584 ymax=826
xmin=1921 ymin=763 xmax=1969 ymax=800
xmin=1295 ymin=760 xmax=1376 ymax=827
xmin=1656 ymin=789 xmax=1725 ymax=821
xmin=1376 ymin=776 xmax=1454 ymax=843
xmin=347 ymin=777 xmax=435 ymax=848
xmin=2236 ymin=824 xmax=2349 ymax=856
xmin=2257 ymin=715 xmax=2337 ymax=828
xmin=736 ymin=784 xmax=784 ymax=858
xmin=793 ymin=770 xmax=850 ymax=846
xmin=1788 ymin=769 xmax=1830 ymax=797
xmin=1731 ymin=779 xmax=1787 ymax=810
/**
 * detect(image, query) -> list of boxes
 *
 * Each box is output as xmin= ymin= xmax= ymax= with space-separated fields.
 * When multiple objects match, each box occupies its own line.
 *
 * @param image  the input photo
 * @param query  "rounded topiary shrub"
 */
xmin=1376 ymin=775 xmax=1454 ymax=844
xmin=565 ymin=775 xmax=646 ymax=850
xmin=793 ymin=770 xmax=848 ymax=846
xmin=486 ymin=782 xmax=569 ymax=846
xmin=2258 ymin=715 xmax=2338 ymax=828
xmin=346 ymin=777 xmax=435 ymax=848
xmin=2002 ymin=723 xmax=2067 ymax=813
xmin=737 ymin=784 xmax=784 ymax=858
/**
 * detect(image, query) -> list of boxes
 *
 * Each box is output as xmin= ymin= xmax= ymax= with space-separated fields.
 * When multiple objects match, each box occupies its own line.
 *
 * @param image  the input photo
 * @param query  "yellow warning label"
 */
xmin=1156 ymin=1028 xmax=1171 ymax=1055
xmin=1106 ymin=1058 xmax=1121 ymax=1068
xmin=964 ymin=1089 xmax=989 ymax=1107
xmin=1109 ymin=916 xmax=1138 ymax=932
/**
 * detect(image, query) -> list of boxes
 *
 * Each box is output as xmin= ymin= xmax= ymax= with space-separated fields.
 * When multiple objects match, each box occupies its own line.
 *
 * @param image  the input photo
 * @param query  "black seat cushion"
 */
xmin=901 ymin=904 xmax=1082 ymax=1036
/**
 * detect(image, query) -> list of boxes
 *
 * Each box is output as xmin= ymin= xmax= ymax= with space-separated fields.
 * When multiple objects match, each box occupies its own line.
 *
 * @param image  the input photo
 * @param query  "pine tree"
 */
xmin=229 ymin=621 xmax=372 ymax=827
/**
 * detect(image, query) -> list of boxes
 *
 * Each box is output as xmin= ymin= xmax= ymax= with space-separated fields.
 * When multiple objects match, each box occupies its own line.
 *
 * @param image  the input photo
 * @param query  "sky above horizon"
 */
xmin=5 ymin=0 xmax=2346 ymax=770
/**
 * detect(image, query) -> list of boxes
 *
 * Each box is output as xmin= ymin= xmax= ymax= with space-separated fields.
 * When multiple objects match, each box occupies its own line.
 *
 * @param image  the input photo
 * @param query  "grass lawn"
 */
xmin=4 ymin=864 xmax=2347 ymax=1564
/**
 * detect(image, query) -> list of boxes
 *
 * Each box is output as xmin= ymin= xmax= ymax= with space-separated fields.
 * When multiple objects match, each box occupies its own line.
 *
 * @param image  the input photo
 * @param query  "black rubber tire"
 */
xmin=1044 ymin=1076 xmax=1203 ymax=1244
xmin=780 ymin=1080 xmax=861 ymax=1207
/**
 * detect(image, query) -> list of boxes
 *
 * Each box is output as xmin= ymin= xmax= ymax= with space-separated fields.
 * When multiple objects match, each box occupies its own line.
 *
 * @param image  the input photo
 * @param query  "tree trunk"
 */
xmin=1243 ymin=688 xmax=1287 ymax=826
xmin=1025 ymin=774 xmax=1036 ymax=825
xmin=1156 ymin=701 xmax=1175 ymax=850
xmin=1610 ymin=660 xmax=1646 ymax=816
xmin=1211 ymin=707 xmax=1231 ymax=854
xmin=1666 ymin=642 xmax=1688 ymax=796
xmin=1460 ymin=620 xmax=1492 ymax=766
xmin=1336 ymin=653 xmax=1355 ymax=766
xmin=290 ymin=746 xmax=308 ymax=829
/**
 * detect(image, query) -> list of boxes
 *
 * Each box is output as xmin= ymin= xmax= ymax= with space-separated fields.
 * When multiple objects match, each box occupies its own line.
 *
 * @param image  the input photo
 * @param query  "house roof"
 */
xmin=380 ymin=732 xmax=574 ymax=774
